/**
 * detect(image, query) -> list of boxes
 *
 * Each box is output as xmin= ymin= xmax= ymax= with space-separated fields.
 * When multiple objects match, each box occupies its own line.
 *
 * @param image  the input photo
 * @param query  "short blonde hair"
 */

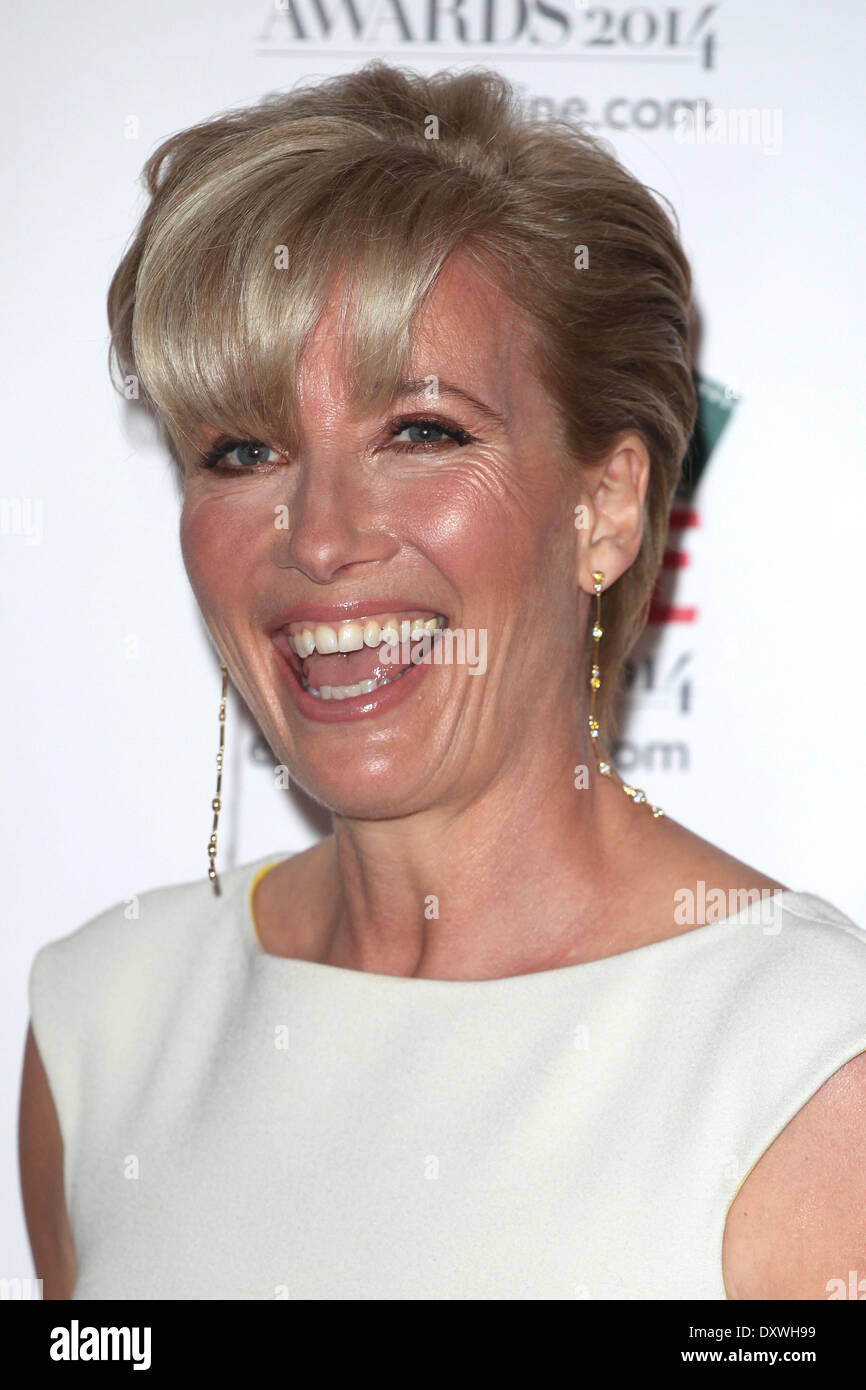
xmin=107 ymin=61 xmax=696 ymax=729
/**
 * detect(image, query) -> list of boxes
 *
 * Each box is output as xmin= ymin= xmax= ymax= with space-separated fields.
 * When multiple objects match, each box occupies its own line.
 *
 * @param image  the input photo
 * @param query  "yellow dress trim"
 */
xmin=721 ymin=1152 xmax=765 ymax=1300
xmin=248 ymin=859 xmax=284 ymax=949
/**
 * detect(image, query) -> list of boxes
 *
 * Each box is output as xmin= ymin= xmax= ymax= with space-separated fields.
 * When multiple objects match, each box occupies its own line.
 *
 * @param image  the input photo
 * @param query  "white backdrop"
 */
xmin=2 ymin=0 xmax=864 ymax=1279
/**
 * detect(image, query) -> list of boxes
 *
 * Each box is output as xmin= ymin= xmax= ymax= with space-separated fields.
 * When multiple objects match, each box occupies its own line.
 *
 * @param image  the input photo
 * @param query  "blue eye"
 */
xmin=394 ymin=421 xmax=447 ymax=444
xmin=200 ymin=440 xmax=279 ymax=471
xmin=389 ymin=417 xmax=474 ymax=450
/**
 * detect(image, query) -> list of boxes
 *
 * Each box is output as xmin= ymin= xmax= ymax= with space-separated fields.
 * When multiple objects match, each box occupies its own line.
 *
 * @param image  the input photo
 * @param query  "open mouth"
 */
xmin=273 ymin=611 xmax=448 ymax=701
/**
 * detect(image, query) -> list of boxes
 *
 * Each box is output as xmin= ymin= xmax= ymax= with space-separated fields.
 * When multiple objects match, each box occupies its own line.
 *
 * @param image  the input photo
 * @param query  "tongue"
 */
xmin=303 ymin=642 xmax=426 ymax=688
xmin=299 ymin=616 xmax=442 ymax=689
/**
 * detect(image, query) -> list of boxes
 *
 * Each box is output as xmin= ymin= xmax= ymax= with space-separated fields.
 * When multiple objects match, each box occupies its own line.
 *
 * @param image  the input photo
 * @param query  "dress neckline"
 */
xmin=239 ymin=852 xmax=834 ymax=990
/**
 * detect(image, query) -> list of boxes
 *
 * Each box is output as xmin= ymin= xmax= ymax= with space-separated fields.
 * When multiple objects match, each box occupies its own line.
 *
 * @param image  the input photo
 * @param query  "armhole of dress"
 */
xmin=720 ymin=1043 xmax=866 ymax=1300
xmin=27 ymin=946 xmax=75 ymax=1233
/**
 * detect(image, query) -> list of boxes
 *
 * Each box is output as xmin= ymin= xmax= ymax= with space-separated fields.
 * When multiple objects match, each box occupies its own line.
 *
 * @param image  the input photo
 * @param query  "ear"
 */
xmin=576 ymin=433 xmax=650 ymax=596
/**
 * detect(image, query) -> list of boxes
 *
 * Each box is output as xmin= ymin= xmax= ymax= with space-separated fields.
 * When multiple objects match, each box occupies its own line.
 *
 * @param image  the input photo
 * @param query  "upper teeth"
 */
xmin=289 ymin=614 xmax=445 ymax=658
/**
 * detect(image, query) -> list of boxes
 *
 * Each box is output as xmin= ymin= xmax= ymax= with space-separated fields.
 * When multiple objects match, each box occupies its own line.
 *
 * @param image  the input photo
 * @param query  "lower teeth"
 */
xmin=302 ymin=667 xmax=409 ymax=700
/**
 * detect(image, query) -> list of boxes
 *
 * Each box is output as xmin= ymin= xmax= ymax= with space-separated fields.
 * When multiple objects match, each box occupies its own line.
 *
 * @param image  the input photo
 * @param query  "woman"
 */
xmin=20 ymin=61 xmax=866 ymax=1301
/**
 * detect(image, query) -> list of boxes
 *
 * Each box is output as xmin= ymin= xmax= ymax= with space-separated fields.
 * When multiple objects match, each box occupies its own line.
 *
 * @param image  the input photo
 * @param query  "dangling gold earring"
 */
xmin=587 ymin=571 xmax=664 ymax=819
xmin=208 ymin=661 xmax=228 ymax=893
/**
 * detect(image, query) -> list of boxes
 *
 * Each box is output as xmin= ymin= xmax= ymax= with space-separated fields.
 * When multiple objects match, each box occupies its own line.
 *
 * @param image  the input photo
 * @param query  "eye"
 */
xmin=200 ymin=439 xmax=281 ymax=471
xmin=389 ymin=416 xmax=474 ymax=450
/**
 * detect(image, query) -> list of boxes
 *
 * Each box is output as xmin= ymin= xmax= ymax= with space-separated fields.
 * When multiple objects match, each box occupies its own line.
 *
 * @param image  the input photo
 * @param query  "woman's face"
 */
xmin=180 ymin=256 xmax=590 ymax=817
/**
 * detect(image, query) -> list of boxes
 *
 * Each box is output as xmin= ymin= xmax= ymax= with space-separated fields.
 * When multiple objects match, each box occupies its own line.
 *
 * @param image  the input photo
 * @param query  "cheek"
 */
xmin=179 ymin=495 xmax=253 ymax=615
xmin=413 ymin=459 xmax=557 ymax=594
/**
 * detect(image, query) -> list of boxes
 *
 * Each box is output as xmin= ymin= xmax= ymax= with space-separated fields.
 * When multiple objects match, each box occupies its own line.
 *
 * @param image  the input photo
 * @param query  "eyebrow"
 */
xmin=395 ymin=378 xmax=508 ymax=431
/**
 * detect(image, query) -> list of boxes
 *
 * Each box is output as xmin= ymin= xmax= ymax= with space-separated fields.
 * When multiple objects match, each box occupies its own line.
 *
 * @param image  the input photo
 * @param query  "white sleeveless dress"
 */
xmin=27 ymin=852 xmax=866 ymax=1300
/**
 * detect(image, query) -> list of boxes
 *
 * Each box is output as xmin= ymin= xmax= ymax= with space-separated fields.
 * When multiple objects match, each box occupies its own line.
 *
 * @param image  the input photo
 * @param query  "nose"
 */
xmin=271 ymin=453 xmax=396 ymax=582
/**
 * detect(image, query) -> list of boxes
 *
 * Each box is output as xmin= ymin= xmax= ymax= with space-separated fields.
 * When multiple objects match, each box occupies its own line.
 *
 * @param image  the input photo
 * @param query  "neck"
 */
xmin=313 ymin=711 xmax=657 ymax=980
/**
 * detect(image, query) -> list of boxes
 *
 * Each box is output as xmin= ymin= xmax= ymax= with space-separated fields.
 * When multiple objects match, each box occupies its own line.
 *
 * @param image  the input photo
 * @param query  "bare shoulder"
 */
xmin=653 ymin=815 xmax=790 ymax=899
xmin=723 ymin=1048 xmax=866 ymax=1299
xmin=18 ymin=1022 xmax=76 ymax=1299
xmin=617 ymin=812 xmax=789 ymax=949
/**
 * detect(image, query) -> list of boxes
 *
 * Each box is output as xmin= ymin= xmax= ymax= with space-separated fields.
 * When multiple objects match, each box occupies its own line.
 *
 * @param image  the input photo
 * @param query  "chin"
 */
xmin=290 ymin=755 xmax=444 ymax=821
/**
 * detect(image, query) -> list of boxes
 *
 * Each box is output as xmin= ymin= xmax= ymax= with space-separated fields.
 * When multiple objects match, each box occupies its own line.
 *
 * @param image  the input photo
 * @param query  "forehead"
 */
xmin=298 ymin=253 xmax=540 ymax=417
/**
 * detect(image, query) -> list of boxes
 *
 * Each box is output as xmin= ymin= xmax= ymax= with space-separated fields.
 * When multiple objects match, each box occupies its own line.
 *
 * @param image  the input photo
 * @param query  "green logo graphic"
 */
xmin=678 ymin=372 xmax=740 ymax=499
